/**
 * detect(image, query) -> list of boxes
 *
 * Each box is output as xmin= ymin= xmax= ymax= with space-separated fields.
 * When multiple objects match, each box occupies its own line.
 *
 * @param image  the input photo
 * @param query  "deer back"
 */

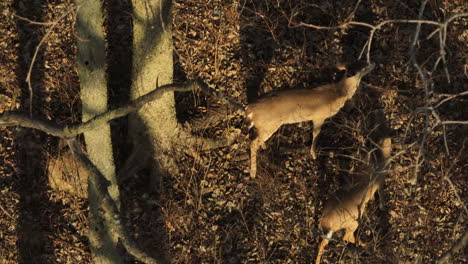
xmin=320 ymin=137 xmax=391 ymax=231
xmin=246 ymin=82 xmax=357 ymax=128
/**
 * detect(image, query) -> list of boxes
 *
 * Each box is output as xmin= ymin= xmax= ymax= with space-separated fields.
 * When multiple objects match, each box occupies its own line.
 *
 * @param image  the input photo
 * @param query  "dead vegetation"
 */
xmin=0 ymin=0 xmax=467 ymax=263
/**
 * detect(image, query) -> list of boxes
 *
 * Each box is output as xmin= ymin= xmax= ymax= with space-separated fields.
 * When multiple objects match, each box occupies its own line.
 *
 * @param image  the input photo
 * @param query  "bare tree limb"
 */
xmin=435 ymin=91 xmax=468 ymax=109
xmin=0 ymin=203 xmax=15 ymax=221
xmin=0 ymin=81 xmax=202 ymax=138
xmin=13 ymin=13 xmax=56 ymax=26
xmin=441 ymin=120 xmax=468 ymax=125
xmin=0 ymin=112 xmax=66 ymax=137
xmin=289 ymin=3 xmax=467 ymax=64
xmin=71 ymin=81 xmax=202 ymax=135
xmin=67 ymin=139 xmax=167 ymax=264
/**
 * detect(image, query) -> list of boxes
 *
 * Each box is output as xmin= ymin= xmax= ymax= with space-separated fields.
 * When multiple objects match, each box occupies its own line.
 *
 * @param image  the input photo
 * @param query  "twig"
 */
xmin=441 ymin=120 xmax=468 ymax=125
xmin=435 ymin=91 xmax=468 ymax=108
xmin=0 ymin=203 xmax=15 ymax=221
xmin=25 ymin=7 xmax=75 ymax=117
xmin=343 ymin=0 xmax=362 ymax=23
xmin=444 ymin=175 xmax=468 ymax=213
xmin=432 ymin=111 xmax=450 ymax=156
xmin=13 ymin=13 xmax=55 ymax=26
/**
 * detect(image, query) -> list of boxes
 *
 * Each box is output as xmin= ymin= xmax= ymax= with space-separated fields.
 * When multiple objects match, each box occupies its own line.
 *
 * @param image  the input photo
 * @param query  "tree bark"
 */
xmin=75 ymin=0 xmax=122 ymax=263
xmin=130 ymin=0 xmax=179 ymax=183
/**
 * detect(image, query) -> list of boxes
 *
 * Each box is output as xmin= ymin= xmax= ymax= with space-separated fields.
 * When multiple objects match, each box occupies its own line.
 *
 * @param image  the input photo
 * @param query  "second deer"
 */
xmin=246 ymin=62 xmax=375 ymax=177
xmin=314 ymin=134 xmax=392 ymax=264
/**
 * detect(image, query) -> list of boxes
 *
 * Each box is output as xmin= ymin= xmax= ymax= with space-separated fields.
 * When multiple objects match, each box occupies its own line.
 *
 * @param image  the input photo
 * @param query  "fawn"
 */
xmin=246 ymin=62 xmax=375 ymax=177
xmin=315 ymin=134 xmax=392 ymax=264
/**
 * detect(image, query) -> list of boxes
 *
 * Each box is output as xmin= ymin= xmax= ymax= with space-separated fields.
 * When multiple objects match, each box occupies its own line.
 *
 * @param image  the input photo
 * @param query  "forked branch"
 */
xmin=289 ymin=0 xmax=467 ymax=64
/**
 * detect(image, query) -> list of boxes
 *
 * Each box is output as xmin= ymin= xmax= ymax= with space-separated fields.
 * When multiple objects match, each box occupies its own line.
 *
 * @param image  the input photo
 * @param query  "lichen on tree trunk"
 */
xmin=75 ymin=0 xmax=122 ymax=263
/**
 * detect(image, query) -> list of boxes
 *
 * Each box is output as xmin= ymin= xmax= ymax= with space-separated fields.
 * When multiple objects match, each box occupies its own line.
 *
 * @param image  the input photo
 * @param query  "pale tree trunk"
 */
xmin=130 ymin=0 xmax=179 ymax=182
xmin=75 ymin=0 xmax=122 ymax=263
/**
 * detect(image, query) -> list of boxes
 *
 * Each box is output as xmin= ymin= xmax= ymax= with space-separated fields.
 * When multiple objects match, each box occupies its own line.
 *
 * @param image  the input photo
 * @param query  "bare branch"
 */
xmin=25 ymin=6 xmax=75 ymax=117
xmin=13 ymin=13 xmax=55 ymax=26
xmin=0 ymin=203 xmax=15 ymax=221
xmin=0 ymin=81 xmax=202 ymax=138
xmin=435 ymin=91 xmax=468 ymax=109
xmin=344 ymin=0 xmax=363 ymax=23
xmin=441 ymin=120 xmax=468 ymax=125
xmin=290 ymin=1 xmax=467 ymax=64
xmin=440 ymin=142 xmax=468 ymax=215
xmin=70 ymin=81 xmax=202 ymax=135
xmin=0 ymin=112 xmax=66 ymax=137
xmin=67 ymin=139 xmax=167 ymax=264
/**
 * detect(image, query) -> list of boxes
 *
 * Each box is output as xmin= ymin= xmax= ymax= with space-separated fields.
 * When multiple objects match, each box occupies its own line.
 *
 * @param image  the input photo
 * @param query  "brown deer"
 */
xmin=315 ymin=134 xmax=392 ymax=264
xmin=246 ymin=62 xmax=375 ymax=177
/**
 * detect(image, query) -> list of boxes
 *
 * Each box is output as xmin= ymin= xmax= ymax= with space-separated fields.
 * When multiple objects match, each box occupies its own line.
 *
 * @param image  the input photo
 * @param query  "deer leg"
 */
xmin=315 ymin=230 xmax=333 ymax=264
xmin=378 ymin=187 xmax=385 ymax=210
xmin=357 ymin=238 xmax=367 ymax=247
xmin=311 ymin=121 xmax=324 ymax=159
xmin=343 ymin=221 xmax=357 ymax=243
xmin=249 ymin=127 xmax=277 ymax=177
xmin=343 ymin=221 xmax=367 ymax=247
xmin=250 ymin=138 xmax=261 ymax=178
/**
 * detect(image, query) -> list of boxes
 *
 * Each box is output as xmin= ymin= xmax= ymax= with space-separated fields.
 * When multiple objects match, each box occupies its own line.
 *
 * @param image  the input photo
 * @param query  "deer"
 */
xmin=245 ymin=62 xmax=375 ymax=177
xmin=314 ymin=133 xmax=392 ymax=264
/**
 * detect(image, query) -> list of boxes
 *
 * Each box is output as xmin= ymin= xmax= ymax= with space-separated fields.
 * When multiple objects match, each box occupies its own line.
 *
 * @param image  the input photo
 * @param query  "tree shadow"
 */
xmin=239 ymin=1 xmax=277 ymax=102
xmin=239 ymin=1 xmax=333 ymax=102
xmin=13 ymin=0 xmax=55 ymax=263
xmin=104 ymin=0 xmax=171 ymax=262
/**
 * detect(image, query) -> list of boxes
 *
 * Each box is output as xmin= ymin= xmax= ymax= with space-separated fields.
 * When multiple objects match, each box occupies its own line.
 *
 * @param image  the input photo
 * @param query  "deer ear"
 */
xmin=346 ymin=61 xmax=368 ymax=76
xmin=334 ymin=63 xmax=347 ymax=81
xmin=335 ymin=63 xmax=346 ymax=71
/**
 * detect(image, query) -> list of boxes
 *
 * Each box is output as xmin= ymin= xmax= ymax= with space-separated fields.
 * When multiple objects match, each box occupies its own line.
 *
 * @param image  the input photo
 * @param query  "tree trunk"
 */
xmin=75 ymin=0 xmax=122 ymax=263
xmin=130 ymin=0 xmax=179 ymax=183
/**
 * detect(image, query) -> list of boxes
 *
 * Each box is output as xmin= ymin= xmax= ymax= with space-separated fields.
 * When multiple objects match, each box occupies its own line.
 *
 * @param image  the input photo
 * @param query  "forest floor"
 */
xmin=0 ymin=0 xmax=467 ymax=263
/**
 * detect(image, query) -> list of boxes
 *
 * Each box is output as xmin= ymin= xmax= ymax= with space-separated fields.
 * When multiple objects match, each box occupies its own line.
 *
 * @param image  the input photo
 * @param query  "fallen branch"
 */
xmin=0 ymin=81 xmax=201 ymax=138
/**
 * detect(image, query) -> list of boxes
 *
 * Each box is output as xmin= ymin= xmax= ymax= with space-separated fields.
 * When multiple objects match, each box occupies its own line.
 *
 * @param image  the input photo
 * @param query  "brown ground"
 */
xmin=0 ymin=0 xmax=467 ymax=263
